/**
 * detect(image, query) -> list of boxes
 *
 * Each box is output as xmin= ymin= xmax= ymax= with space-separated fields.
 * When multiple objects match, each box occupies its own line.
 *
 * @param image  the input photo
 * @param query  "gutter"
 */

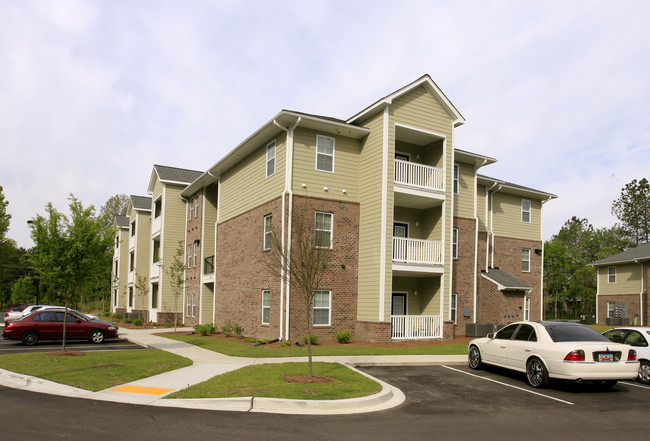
xmin=635 ymin=258 xmax=646 ymax=326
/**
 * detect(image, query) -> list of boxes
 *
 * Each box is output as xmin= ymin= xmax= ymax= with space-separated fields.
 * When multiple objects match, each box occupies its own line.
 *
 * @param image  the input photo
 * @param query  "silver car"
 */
xmin=3 ymin=305 xmax=54 ymax=322
xmin=602 ymin=327 xmax=650 ymax=384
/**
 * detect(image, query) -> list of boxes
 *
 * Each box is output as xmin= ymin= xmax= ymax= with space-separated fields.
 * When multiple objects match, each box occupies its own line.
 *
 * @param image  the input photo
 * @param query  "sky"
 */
xmin=1 ymin=0 xmax=649 ymax=248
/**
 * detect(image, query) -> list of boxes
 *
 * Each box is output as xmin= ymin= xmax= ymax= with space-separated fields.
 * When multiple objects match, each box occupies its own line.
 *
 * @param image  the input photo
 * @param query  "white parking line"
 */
xmin=625 ymin=381 xmax=650 ymax=390
xmin=443 ymin=365 xmax=575 ymax=405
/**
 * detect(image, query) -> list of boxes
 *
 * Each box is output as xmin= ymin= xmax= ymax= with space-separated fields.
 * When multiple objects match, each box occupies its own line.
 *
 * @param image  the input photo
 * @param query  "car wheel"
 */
xmin=21 ymin=331 xmax=39 ymax=346
xmin=89 ymin=330 xmax=105 ymax=344
xmin=468 ymin=345 xmax=483 ymax=370
xmin=637 ymin=360 xmax=650 ymax=384
xmin=526 ymin=357 xmax=550 ymax=388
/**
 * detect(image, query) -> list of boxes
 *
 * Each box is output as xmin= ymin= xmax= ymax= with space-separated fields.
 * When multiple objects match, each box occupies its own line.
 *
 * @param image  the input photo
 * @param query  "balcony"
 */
xmin=391 ymin=315 xmax=442 ymax=340
xmin=394 ymin=159 xmax=445 ymax=209
xmin=392 ymin=237 xmax=443 ymax=275
xmin=202 ymin=255 xmax=215 ymax=284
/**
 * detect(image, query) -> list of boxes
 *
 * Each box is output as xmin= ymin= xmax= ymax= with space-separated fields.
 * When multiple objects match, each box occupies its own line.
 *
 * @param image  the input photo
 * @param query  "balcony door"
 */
xmin=391 ymin=293 xmax=407 ymax=316
xmin=393 ymin=222 xmax=408 ymax=238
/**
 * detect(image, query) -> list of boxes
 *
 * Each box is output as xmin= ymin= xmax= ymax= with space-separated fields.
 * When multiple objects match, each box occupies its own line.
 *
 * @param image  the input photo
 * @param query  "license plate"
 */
xmin=598 ymin=353 xmax=614 ymax=362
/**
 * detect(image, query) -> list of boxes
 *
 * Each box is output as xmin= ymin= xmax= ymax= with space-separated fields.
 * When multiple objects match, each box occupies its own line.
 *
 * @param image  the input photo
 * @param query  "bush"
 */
xmin=194 ymin=323 xmax=216 ymax=336
xmin=125 ymin=318 xmax=133 ymax=324
xmin=335 ymin=330 xmax=352 ymax=344
xmin=221 ymin=320 xmax=244 ymax=337
xmin=255 ymin=339 xmax=267 ymax=345
xmin=112 ymin=313 xmax=123 ymax=321
xmin=302 ymin=334 xmax=319 ymax=345
xmin=133 ymin=319 xmax=144 ymax=326
xmin=280 ymin=340 xmax=291 ymax=347
xmin=243 ymin=337 xmax=256 ymax=343
xmin=102 ymin=311 xmax=110 ymax=317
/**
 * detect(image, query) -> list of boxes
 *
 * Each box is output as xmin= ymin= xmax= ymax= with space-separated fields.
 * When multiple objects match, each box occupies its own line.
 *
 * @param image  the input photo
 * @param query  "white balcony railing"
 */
xmin=393 ymin=237 xmax=443 ymax=265
xmin=394 ymin=159 xmax=445 ymax=192
xmin=391 ymin=315 xmax=442 ymax=339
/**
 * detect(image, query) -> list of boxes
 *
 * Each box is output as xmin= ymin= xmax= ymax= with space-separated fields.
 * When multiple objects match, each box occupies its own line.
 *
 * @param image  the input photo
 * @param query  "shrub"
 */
xmin=125 ymin=318 xmax=133 ymax=324
xmin=302 ymin=334 xmax=319 ymax=345
xmin=102 ymin=311 xmax=110 ymax=317
xmin=335 ymin=330 xmax=352 ymax=344
xmin=221 ymin=320 xmax=244 ymax=337
xmin=243 ymin=337 xmax=256 ymax=343
xmin=194 ymin=323 xmax=216 ymax=336
xmin=133 ymin=319 xmax=144 ymax=327
xmin=255 ymin=339 xmax=267 ymax=345
xmin=112 ymin=313 xmax=123 ymax=320
xmin=280 ymin=340 xmax=291 ymax=347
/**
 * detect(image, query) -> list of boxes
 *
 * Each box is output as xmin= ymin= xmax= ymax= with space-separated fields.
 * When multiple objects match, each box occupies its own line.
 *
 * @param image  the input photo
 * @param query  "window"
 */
xmin=192 ymin=293 xmax=197 ymax=317
xmin=129 ymin=251 xmax=134 ymax=272
xmin=193 ymin=241 xmax=199 ymax=268
xmin=188 ymin=198 xmax=192 ymax=220
xmin=313 ymin=290 xmax=331 ymax=326
xmin=608 ymin=267 xmax=616 ymax=283
xmin=151 ymin=283 xmax=158 ymax=308
xmin=186 ymin=293 xmax=192 ymax=316
xmin=521 ymin=199 xmax=531 ymax=223
xmin=450 ymin=293 xmax=457 ymax=322
xmin=263 ymin=215 xmax=272 ymax=250
xmin=115 ymin=235 xmax=119 ymax=249
xmin=514 ymin=324 xmax=536 ymax=341
xmin=266 ymin=140 xmax=276 ymax=178
xmin=315 ymin=212 xmax=333 ymax=248
xmin=495 ymin=324 xmax=518 ymax=339
xmin=522 ymin=249 xmax=531 ymax=272
xmin=453 ymin=164 xmax=459 ymax=194
xmin=194 ymin=196 xmax=199 ymax=219
xmin=154 ymin=198 xmax=162 ymax=218
xmin=316 ymin=135 xmax=334 ymax=172
xmin=524 ymin=296 xmax=530 ymax=321
xmin=262 ymin=290 xmax=270 ymax=324
xmin=187 ymin=244 xmax=192 ymax=268
xmin=452 ymin=228 xmax=458 ymax=259
xmin=128 ymin=287 xmax=134 ymax=307
xmin=131 ymin=220 xmax=136 ymax=237
xmin=152 ymin=239 xmax=160 ymax=263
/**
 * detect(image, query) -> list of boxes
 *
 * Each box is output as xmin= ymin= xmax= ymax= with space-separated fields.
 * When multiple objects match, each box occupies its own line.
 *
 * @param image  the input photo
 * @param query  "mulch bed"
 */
xmin=47 ymin=351 xmax=85 ymax=357
xmin=283 ymin=375 xmax=336 ymax=384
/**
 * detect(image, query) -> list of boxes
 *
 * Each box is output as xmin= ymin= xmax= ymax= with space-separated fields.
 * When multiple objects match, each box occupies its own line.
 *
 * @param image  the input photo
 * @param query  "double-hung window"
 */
xmin=194 ymin=196 xmax=199 ymax=218
xmin=608 ymin=267 xmax=616 ymax=283
xmin=521 ymin=199 xmax=531 ymax=223
xmin=524 ymin=296 xmax=530 ymax=321
xmin=315 ymin=212 xmax=333 ymax=248
xmin=264 ymin=215 xmax=272 ymax=250
xmin=187 ymin=244 xmax=193 ymax=268
xmin=522 ymin=248 xmax=531 ymax=272
xmin=453 ymin=164 xmax=459 ymax=194
xmin=452 ymin=228 xmax=458 ymax=259
xmin=450 ymin=293 xmax=457 ymax=322
xmin=313 ymin=290 xmax=331 ymax=326
xmin=262 ymin=290 xmax=270 ymax=324
xmin=266 ymin=141 xmax=276 ymax=178
xmin=316 ymin=135 xmax=334 ymax=172
xmin=193 ymin=241 xmax=198 ymax=268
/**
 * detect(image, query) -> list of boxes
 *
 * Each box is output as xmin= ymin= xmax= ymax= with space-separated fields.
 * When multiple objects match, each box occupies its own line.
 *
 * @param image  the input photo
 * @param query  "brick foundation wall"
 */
xmin=354 ymin=320 xmax=392 ymax=343
xmin=156 ymin=312 xmax=181 ymax=325
xmin=597 ymin=293 xmax=645 ymax=325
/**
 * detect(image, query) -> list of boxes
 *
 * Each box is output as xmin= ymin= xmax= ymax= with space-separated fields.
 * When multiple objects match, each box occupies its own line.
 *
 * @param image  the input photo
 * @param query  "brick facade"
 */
xmin=451 ymin=217 xmax=477 ymax=335
xmin=597 ymin=293 xmax=648 ymax=326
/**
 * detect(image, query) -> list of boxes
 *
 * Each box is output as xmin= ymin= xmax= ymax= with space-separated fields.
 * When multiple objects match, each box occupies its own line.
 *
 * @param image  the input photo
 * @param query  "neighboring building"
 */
xmin=110 ymin=215 xmax=130 ymax=312
xmin=590 ymin=243 xmax=650 ymax=326
xmin=124 ymin=195 xmax=152 ymax=317
xmin=147 ymin=165 xmax=203 ymax=324
xmin=177 ymin=74 xmax=556 ymax=342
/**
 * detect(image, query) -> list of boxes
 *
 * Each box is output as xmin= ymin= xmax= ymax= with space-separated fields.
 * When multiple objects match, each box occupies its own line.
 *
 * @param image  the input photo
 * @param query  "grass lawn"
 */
xmin=167 ymin=362 xmax=382 ymax=400
xmin=0 ymin=350 xmax=192 ymax=391
xmin=162 ymin=333 xmax=470 ymax=357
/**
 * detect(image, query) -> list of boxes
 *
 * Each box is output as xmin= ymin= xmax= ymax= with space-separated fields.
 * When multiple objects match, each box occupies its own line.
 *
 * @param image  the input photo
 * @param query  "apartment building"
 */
xmin=177 ymin=74 xmax=556 ymax=342
xmin=110 ymin=215 xmax=130 ymax=312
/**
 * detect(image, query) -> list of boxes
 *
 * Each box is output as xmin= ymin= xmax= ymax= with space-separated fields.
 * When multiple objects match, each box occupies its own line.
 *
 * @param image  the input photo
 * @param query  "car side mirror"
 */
xmin=487 ymin=333 xmax=495 ymax=339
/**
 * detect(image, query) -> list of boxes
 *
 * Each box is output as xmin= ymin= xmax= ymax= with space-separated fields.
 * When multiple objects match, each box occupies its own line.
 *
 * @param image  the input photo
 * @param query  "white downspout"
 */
xmin=274 ymin=117 xmax=301 ymax=341
xmin=486 ymin=182 xmax=499 ymax=271
xmin=540 ymin=196 xmax=553 ymax=321
xmin=210 ymin=173 xmax=219 ymax=325
xmin=635 ymin=258 xmax=645 ymax=326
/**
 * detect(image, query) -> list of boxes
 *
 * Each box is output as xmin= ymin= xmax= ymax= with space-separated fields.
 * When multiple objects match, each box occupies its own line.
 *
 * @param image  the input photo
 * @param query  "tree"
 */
xmin=11 ymin=276 xmax=36 ymax=304
xmin=263 ymin=204 xmax=334 ymax=377
xmin=164 ymin=240 xmax=186 ymax=333
xmin=98 ymin=194 xmax=129 ymax=230
xmin=28 ymin=196 xmax=114 ymax=351
xmin=0 ymin=186 xmax=10 ymax=240
xmin=612 ymin=178 xmax=650 ymax=244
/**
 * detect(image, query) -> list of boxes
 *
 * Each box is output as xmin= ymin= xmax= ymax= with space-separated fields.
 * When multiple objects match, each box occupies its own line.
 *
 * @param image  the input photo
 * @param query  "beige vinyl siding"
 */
xmin=477 ymin=184 xmax=488 ymax=232
xmin=201 ymin=284 xmax=214 ymax=323
xmin=219 ymin=133 xmax=286 ymax=222
xmin=134 ymin=210 xmax=151 ymax=310
xmin=454 ymin=162 xmax=475 ymax=219
xmin=392 ymin=86 xmax=453 ymax=138
xmin=115 ymin=229 xmax=130 ymax=308
xmin=598 ymin=264 xmax=643 ymax=295
xmin=393 ymin=206 xmax=442 ymax=243
xmin=151 ymin=178 xmax=163 ymax=201
xmin=492 ymin=192 xmax=542 ymax=241
xmin=357 ymin=112 xmax=386 ymax=321
xmin=292 ymin=128 xmax=361 ymax=200
xmin=160 ymin=184 xmax=189 ymax=313
xmin=392 ymin=276 xmax=441 ymax=315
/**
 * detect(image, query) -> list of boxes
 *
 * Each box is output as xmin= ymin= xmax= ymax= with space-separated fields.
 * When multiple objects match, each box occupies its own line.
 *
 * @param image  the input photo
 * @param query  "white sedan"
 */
xmin=468 ymin=321 xmax=639 ymax=388
xmin=602 ymin=327 xmax=650 ymax=384
xmin=3 ymin=305 xmax=54 ymax=322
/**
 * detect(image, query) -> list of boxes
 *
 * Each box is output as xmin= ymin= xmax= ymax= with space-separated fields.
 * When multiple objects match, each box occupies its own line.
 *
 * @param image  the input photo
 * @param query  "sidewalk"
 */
xmin=0 ymin=327 xmax=467 ymax=415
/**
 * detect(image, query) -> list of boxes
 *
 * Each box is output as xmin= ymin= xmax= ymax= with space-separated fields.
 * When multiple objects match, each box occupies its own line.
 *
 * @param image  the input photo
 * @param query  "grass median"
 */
xmin=0 ymin=350 xmax=192 ymax=391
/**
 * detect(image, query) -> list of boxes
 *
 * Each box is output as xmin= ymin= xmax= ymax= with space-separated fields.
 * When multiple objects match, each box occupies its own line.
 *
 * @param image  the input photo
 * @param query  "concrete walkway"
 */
xmin=0 ymin=327 xmax=467 ymax=415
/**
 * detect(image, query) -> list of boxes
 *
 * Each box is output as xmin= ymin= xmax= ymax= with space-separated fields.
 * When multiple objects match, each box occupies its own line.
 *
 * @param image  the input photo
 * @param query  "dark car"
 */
xmin=2 ymin=309 xmax=119 ymax=346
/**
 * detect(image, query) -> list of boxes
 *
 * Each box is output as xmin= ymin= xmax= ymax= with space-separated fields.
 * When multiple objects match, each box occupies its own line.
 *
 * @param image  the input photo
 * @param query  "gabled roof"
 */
xmin=477 ymin=174 xmax=558 ymax=201
xmin=129 ymin=195 xmax=152 ymax=212
xmin=481 ymin=268 xmax=532 ymax=292
xmin=113 ymin=215 xmax=130 ymax=228
xmin=346 ymin=74 xmax=465 ymax=127
xmin=148 ymin=165 xmax=203 ymax=194
xmin=180 ymin=110 xmax=370 ymax=197
xmin=590 ymin=243 xmax=650 ymax=267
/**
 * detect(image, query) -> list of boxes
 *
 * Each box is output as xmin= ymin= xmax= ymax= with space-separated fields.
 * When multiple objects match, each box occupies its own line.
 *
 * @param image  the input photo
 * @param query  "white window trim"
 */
xmin=450 ymin=293 xmax=457 ymax=323
xmin=453 ymin=164 xmax=459 ymax=194
xmin=262 ymin=290 xmax=270 ymax=325
xmin=524 ymin=296 xmax=530 ymax=321
xmin=193 ymin=242 xmax=198 ymax=268
xmin=264 ymin=214 xmax=272 ymax=250
xmin=266 ymin=140 xmax=276 ymax=178
xmin=313 ymin=289 xmax=331 ymax=326
xmin=194 ymin=196 xmax=199 ymax=219
xmin=521 ymin=199 xmax=531 ymax=223
xmin=187 ymin=244 xmax=192 ymax=268
xmin=452 ymin=228 xmax=458 ymax=259
xmin=192 ymin=293 xmax=196 ymax=317
xmin=188 ymin=198 xmax=193 ymax=221
xmin=522 ymin=248 xmax=531 ymax=272
xmin=608 ymin=267 xmax=616 ymax=284
xmin=315 ymin=211 xmax=333 ymax=249
xmin=315 ymin=134 xmax=335 ymax=173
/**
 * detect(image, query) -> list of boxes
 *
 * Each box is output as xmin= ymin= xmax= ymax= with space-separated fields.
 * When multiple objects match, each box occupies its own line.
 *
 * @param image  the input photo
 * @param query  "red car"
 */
xmin=2 ymin=309 xmax=119 ymax=345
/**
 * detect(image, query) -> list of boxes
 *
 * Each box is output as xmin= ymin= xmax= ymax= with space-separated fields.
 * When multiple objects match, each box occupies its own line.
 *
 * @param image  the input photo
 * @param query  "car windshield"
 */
xmin=544 ymin=323 xmax=610 ymax=342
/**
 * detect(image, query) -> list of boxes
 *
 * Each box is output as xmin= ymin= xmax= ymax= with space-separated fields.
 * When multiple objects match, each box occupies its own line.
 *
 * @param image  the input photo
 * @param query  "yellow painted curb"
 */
xmin=111 ymin=385 xmax=175 ymax=395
